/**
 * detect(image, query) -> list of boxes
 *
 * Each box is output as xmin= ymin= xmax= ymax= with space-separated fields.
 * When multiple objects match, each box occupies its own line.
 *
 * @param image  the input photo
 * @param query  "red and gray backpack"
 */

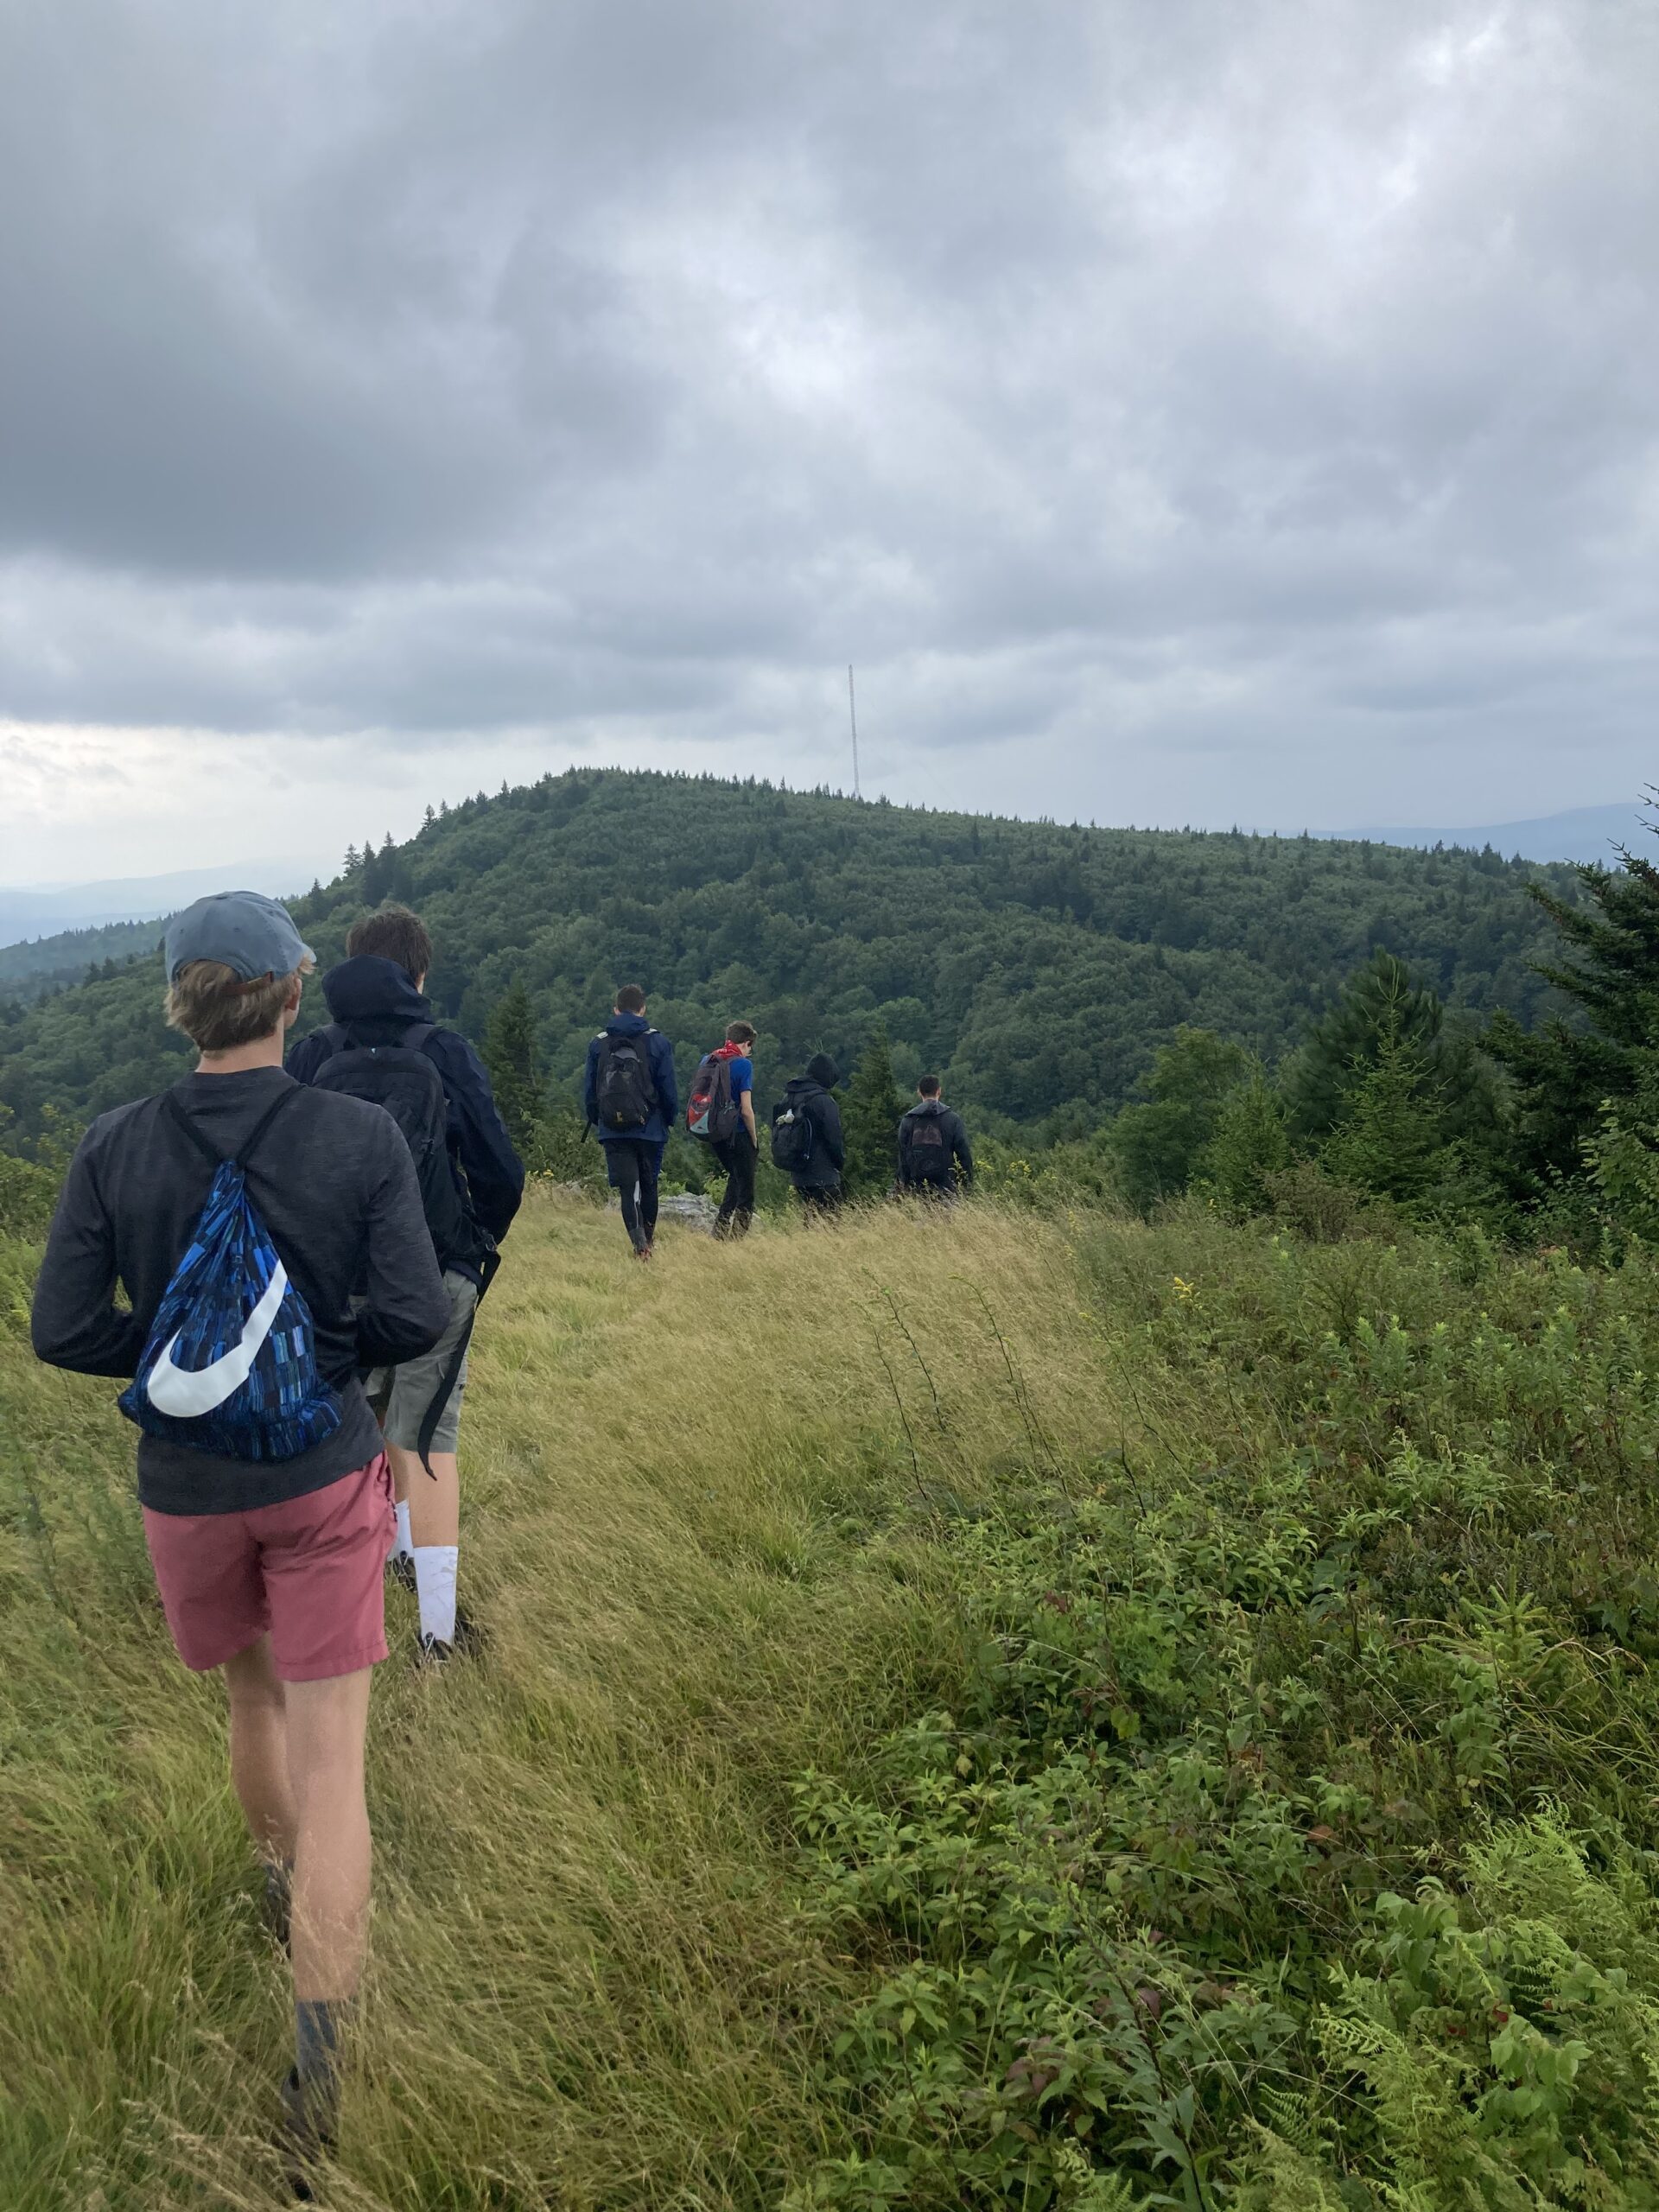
xmin=686 ymin=1051 xmax=741 ymax=1144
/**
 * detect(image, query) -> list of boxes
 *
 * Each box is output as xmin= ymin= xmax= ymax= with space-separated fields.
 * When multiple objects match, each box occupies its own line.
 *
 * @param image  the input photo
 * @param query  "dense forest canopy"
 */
xmin=0 ymin=766 xmax=1585 ymax=1146
xmin=0 ymin=914 xmax=170 ymax=998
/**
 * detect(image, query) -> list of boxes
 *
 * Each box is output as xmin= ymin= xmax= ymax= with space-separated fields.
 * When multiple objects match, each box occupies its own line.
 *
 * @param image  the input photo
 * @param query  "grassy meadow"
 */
xmin=8 ymin=1189 xmax=1659 ymax=2207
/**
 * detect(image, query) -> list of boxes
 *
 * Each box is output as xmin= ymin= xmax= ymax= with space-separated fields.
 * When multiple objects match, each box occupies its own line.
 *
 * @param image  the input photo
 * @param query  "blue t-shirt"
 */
xmin=728 ymin=1054 xmax=753 ymax=1100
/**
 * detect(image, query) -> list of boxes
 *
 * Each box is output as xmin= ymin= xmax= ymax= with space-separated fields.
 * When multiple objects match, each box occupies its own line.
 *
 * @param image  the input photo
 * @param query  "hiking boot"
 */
xmin=632 ymin=1241 xmax=653 ymax=1262
xmin=278 ymin=2067 xmax=337 ymax=2201
xmin=385 ymin=1552 xmax=417 ymax=1594
xmin=416 ymin=1608 xmax=486 ymax=1669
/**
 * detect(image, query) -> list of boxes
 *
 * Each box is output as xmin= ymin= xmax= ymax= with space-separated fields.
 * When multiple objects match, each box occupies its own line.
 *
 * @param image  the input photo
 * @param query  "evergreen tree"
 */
xmin=1487 ymin=827 xmax=1659 ymax=1188
xmin=1319 ymin=1011 xmax=1448 ymax=1206
xmin=482 ymin=980 xmax=543 ymax=1154
xmin=1197 ymin=1068 xmax=1293 ymax=1215
xmin=1281 ymin=951 xmax=1443 ymax=1138
xmin=840 ymin=1030 xmax=906 ymax=1197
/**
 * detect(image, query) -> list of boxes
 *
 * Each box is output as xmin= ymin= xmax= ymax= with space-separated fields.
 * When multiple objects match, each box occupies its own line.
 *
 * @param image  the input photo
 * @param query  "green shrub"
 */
xmin=791 ymin=1215 xmax=1659 ymax=2208
xmin=0 ymin=1153 xmax=58 ymax=1242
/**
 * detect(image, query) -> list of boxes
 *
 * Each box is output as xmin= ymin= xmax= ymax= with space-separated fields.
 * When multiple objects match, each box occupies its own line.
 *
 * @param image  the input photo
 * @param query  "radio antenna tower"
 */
xmin=848 ymin=664 xmax=861 ymax=799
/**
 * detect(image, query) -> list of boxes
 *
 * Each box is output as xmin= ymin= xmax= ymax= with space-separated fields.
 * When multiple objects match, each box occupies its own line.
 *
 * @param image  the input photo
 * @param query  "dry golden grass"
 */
xmin=1 ymin=1192 xmax=1118 ymax=2211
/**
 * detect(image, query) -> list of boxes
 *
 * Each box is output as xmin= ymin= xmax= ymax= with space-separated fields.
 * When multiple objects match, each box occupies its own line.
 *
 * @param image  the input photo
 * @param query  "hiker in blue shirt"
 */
xmin=582 ymin=985 xmax=679 ymax=1260
xmin=709 ymin=1020 xmax=759 ymax=1238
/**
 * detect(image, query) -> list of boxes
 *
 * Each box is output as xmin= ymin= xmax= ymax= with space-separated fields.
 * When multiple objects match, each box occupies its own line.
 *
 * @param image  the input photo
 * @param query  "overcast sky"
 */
xmin=2 ymin=0 xmax=1656 ymax=884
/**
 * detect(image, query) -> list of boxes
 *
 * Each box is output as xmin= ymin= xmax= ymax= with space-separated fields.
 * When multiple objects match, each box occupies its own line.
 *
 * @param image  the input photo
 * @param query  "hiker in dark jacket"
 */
xmin=286 ymin=906 xmax=524 ymax=1664
xmin=286 ymin=946 xmax=523 ymax=1249
xmin=582 ymin=985 xmax=679 ymax=1259
xmin=32 ymin=891 xmax=450 ymax=2179
xmin=774 ymin=1052 xmax=845 ymax=1213
xmin=898 ymin=1077 xmax=974 ymax=1201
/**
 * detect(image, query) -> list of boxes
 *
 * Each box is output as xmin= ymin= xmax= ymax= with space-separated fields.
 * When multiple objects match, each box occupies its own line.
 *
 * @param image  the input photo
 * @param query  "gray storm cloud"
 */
xmin=1 ymin=0 xmax=1656 ymax=826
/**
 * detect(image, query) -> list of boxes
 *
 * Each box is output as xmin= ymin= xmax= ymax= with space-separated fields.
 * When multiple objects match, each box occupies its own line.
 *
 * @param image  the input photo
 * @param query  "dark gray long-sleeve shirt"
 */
xmin=31 ymin=1066 xmax=449 ymax=1515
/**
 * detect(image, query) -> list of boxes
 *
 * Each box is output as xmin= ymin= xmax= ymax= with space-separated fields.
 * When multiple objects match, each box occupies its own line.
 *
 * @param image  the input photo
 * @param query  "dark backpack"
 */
xmin=309 ymin=1022 xmax=478 ymax=1269
xmin=594 ymin=1029 xmax=658 ymax=1132
xmin=686 ymin=1052 xmax=741 ymax=1143
xmin=770 ymin=1096 xmax=816 ymax=1172
xmin=900 ymin=1111 xmax=952 ymax=1185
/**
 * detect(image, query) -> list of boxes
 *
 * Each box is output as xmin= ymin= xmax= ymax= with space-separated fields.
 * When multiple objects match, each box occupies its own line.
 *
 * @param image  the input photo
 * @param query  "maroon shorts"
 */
xmin=143 ymin=1455 xmax=395 ymax=1683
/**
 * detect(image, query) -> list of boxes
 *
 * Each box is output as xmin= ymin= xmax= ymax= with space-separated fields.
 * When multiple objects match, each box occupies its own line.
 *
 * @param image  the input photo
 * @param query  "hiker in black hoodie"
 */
xmin=898 ymin=1077 xmax=974 ymax=1203
xmin=772 ymin=1052 xmax=846 ymax=1214
xmin=287 ymin=906 xmax=524 ymax=1663
xmin=32 ymin=891 xmax=450 ymax=2180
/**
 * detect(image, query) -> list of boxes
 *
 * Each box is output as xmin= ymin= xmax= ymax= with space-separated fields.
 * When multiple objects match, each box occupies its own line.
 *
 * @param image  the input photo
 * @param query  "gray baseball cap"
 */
xmin=164 ymin=891 xmax=315 ymax=984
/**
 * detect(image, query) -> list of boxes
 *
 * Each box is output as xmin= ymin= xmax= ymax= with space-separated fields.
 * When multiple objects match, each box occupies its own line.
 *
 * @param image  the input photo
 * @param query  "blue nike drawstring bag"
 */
xmin=119 ymin=1088 xmax=341 ymax=1461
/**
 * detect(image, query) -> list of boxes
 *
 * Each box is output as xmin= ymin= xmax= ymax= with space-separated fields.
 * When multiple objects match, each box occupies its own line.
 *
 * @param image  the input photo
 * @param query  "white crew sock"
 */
xmin=414 ymin=1546 xmax=459 ymax=1646
xmin=389 ymin=1499 xmax=414 ymax=1563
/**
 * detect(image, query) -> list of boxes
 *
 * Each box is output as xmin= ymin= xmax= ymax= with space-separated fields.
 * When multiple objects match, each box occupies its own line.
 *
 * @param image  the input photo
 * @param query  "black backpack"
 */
xmin=770 ymin=1096 xmax=816 ymax=1172
xmin=594 ymin=1030 xmax=658 ymax=1132
xmin=310 ymin=1022 xmax=478 ymax=1269
xmin=901 ymin=1112 xmax=951 ymax=1184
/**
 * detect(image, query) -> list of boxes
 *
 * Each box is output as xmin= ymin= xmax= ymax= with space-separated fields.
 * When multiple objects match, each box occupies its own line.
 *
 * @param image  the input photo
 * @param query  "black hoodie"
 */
xmin=777 ymin=1057 xmax=845 ymax=1189
xmin=287 ymin=957 xmax=524 ymax=1261
xmin=31 ymin=1067 xmax=448 ymax=1514
xmin=899 ymin=1097 xmax=974 ymax=1188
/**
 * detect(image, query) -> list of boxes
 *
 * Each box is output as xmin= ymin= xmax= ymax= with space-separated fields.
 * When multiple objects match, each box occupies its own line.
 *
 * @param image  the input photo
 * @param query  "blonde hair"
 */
xmin=164 ymin=959 xmax=309 ymax=1052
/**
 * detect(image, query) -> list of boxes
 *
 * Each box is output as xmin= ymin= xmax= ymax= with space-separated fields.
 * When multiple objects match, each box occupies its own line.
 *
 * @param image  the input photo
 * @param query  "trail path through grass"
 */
xmin=1 ymin=1195 xmax=1102 ymax=2211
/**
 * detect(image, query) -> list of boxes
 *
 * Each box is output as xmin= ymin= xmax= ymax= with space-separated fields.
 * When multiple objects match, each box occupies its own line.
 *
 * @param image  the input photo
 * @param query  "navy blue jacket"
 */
xmin=582 ymin=1012 xmax=678 ymax=1146
xmin=286 ymin=957 xmax=525 ymax=1258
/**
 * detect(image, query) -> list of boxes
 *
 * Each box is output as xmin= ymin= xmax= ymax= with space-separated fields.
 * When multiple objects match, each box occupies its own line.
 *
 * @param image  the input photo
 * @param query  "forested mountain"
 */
xmin=0 ymin=915 xmax=170 ymax=1000
xmin=0 ymin=767 xmax=1585 ymax=1146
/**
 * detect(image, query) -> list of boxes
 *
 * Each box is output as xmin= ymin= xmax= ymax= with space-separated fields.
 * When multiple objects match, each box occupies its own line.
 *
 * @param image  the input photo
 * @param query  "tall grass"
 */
xmin=10 ymin=1193 xmax=1659 ymax=2207
xmin=1 ymin=1195 xmax=1112 ymax=2210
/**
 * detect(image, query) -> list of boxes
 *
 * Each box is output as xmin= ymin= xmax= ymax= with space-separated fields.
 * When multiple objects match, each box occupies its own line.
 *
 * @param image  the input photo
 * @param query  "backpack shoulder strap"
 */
xmin=162 ymin=1087 xmax=221 ymax=1165
xmin=162 ymin=1083 xmax=298 ymax=1170
xmin=239 ymin=1086 xmax=301 ymax=1164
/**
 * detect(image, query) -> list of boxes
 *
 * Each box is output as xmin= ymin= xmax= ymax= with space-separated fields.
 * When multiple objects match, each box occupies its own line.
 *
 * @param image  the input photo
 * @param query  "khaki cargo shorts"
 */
xmin=365 ymin=1268 xmax=479 ymax=1456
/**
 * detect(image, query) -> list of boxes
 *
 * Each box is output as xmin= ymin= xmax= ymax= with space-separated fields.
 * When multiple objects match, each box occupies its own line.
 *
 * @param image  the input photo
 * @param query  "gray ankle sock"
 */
xmin=295 ymin=1998 xmax=347 ymax=2088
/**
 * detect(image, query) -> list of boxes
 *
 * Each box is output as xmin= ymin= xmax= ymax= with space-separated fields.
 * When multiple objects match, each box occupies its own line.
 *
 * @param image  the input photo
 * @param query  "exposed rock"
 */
xmin=605 ymin=1191 xmax=719 ymax=1229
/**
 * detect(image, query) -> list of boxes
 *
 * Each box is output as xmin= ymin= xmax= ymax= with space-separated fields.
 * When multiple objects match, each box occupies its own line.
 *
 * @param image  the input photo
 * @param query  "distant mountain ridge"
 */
xmin=0 ymin=917 xmax=171 ymax=1001
xmin=0 ymin=858 xmax=327 ymax=945
xmin=0 ymin=767 xmax=1592 ymax=1145
xmin=1317 ymin=803 xmax=1645 ymax=866
xmin=0 ymin=857 xmax=334 ymax=1001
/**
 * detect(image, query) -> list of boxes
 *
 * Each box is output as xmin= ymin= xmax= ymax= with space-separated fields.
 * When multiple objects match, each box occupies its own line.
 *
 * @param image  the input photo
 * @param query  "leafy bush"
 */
xmin=789 ymin=1215 xmax=1659 ymax=2208
xmin=0 ymin=1153 xmax=58 ymax=1243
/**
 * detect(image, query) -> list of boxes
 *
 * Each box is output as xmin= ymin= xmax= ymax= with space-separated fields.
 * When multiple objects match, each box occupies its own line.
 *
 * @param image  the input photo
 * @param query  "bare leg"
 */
xmin=225 ymin=1636 xmax=297 ymax=1865
xmin=386 ymin=1443 xmax=459 ymax=1547
xmin=284 ymin=1667 xmax=375 ymax=2002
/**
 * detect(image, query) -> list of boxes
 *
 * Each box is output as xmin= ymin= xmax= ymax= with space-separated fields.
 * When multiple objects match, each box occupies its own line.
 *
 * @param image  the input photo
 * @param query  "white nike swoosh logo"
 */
xmin=145 ymin=1262 xmax=289 ymax=1418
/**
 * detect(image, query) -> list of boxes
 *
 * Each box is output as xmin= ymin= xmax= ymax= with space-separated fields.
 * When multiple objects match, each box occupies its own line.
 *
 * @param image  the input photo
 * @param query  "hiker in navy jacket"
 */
xmin=582 ymin=986 xmax=678 ymax=1260
xmin=287 ymin=906 xmax=524 ymax=1665
xmin=287 ymin=957 xmax=523 ymax=1254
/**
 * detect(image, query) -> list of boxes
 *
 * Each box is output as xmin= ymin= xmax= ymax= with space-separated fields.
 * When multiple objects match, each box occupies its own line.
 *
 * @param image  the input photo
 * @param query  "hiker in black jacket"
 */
xmin=773 ymin=1052 xmax=846 ymax=1214
xmin=32 ymin=891 xmax=449 ymax=2180
xmin=898 ymin=1077 xmax=974 ymax=1202
xmin=287 ymin=905 xmax=524 ymax=1664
